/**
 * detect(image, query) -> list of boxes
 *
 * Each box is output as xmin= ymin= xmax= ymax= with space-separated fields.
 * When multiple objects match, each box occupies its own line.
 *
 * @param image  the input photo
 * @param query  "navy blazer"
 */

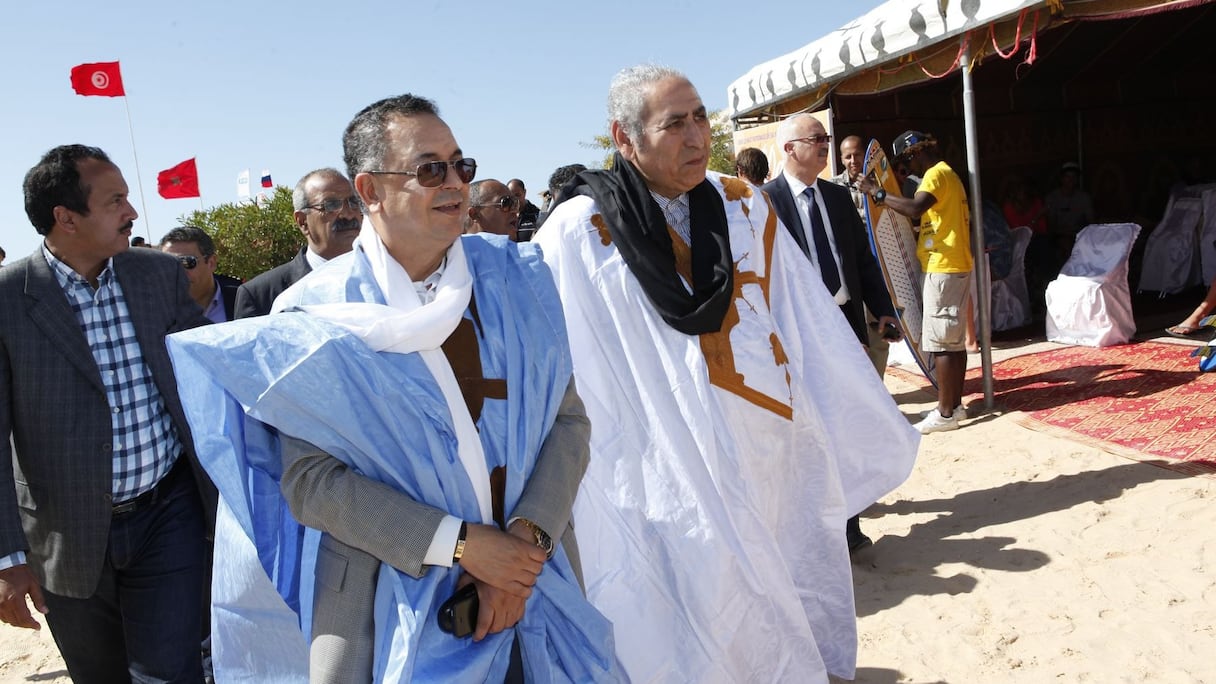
xmin=0 ymin=247 xmax=214 ymax=597
xmin=233 ymin=247 xmax=313 ymax=319
xmin=761 ymin=174 xmax=895 ymax=345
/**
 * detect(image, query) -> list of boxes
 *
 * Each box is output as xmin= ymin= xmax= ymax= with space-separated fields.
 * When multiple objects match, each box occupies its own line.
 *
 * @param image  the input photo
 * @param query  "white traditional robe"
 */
xmin=534 ymin=172 xmax=919 ymax=683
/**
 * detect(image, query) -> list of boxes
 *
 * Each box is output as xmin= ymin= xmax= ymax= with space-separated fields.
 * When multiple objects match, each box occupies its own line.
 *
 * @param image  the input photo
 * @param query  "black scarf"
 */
xmin=556 ymin=153 xmax=734 ymax=335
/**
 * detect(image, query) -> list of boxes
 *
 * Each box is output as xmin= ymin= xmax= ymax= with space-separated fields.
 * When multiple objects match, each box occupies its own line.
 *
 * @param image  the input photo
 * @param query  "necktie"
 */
xmin=803 ymin=185 xmax=841 ymax=295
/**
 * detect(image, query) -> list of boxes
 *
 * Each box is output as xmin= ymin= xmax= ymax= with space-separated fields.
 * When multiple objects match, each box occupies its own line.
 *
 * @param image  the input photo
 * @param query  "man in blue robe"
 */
xmin=168 ymin=94 xmax=617 ymax=683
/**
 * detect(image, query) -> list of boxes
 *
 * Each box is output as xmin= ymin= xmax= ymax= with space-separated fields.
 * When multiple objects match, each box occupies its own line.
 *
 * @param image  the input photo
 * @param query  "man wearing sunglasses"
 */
xmin=166 ymin=94 xmax=614 ymax=682
xmin=234 ymin=169 xmax=360 ymax=319
xmin=159 ymin=226 xmax=243 ymax=323
xmin=536 ymin=65 xmax=918 ymax=683
xmin=464 ymin=179 xmax=520 ymax=241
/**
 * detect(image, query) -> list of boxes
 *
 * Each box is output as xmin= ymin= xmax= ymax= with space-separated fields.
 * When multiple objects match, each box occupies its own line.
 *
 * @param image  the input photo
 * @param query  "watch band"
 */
xmin=452 ymin=521 xmax=468 ymax=564
xmin=518 ymin=518 xmax=555 ymax=559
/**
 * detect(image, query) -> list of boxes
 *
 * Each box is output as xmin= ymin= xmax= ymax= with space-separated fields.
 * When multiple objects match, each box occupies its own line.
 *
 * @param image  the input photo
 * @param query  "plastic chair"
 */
xmin=990 ymin=226 xmax=1032 ymax=331
xmin=1045 ymin=223 xmax=1142 ymax=347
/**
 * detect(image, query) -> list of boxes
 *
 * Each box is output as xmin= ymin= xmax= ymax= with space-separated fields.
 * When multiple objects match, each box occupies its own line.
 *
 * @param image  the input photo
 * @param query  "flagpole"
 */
xmin=121 ymin=95 xmax=151 ymax=240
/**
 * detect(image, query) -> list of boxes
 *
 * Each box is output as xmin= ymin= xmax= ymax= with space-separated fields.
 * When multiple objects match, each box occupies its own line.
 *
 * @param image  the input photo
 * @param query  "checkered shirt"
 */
xmin=650 ymin=190 xmax=691 ymax=245
xmin=43 ymin=245 xmax=181 ymax=503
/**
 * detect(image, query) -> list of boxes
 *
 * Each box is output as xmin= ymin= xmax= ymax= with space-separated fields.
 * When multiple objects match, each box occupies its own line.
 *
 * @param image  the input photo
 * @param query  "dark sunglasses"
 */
xmin=368 ymin=158 xmax=477 ymax=188
xmin=473 ymin=195 xmax=520 ymax=213
xmin=304 ymin=196 xmax=362 ymax=213
xmin=175 ymin=255 xmax=198 ymax=270
xmin=790 ymin=134 xmax=832 ymax=146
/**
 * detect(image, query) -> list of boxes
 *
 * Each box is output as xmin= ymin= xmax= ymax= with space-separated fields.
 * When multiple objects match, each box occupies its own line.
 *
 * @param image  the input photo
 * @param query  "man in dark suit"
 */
xmin=234 ymin=169 xmax=361 ymax=318
xmin=761 ymin=113 xmax=900 ymax=553
xmin=0 ymin=145 xmax=214 ymax=681
xmin=159 ymin=225 xmax=242 ymax=323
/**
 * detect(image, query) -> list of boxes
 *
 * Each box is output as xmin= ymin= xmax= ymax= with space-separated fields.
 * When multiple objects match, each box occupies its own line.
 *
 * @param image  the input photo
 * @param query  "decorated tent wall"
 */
xmin=730 ymin=0 xmax=1216 ymax=254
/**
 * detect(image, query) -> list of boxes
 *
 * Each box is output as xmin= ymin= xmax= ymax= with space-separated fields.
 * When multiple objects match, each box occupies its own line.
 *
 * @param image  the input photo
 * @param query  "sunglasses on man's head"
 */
xmin=473 ymin=195 xmax=519 ymax=213
xmin=175 ymin=255 xmax=198 ymax=270
xmin=368 ymin=158 xmax=477 ymax=188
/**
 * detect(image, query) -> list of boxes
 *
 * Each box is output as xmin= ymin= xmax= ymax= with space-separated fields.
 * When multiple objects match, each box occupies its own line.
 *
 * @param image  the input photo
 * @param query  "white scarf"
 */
xmin=297 ymin=218 xmax=493 ymax=523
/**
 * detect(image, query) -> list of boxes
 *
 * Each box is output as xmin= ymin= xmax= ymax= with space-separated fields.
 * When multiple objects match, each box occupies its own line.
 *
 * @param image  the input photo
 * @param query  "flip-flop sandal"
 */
xmin=1165 ymin=325 xmax=1204 ymax=339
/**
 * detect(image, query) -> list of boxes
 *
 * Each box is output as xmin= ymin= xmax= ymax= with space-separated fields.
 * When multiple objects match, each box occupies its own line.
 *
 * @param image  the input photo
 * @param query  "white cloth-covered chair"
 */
xmin=1046 ymin=222 xmax=1142 ymax=347
xmin=991 ymin=226 xmax=1033 ymax=331
xmin=1137 ymin=194 xmax=1202 ymax=295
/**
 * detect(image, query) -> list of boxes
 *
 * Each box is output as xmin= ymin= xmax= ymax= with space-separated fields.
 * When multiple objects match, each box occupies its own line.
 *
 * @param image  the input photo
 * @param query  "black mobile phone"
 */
xmin=437 ymin=583 xmax=479 ymax=638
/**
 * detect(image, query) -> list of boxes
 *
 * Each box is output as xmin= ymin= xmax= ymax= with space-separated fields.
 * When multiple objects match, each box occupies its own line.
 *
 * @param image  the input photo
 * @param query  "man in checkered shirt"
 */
xmin=0 ymin=145 xmax=214 ymax=682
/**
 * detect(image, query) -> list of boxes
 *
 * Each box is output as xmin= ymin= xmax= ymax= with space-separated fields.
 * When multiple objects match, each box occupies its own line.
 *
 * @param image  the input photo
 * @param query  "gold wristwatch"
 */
xmin=518 ymin=518 xmax=554 ymax=559
xmin=452 ymin=521 xmax=468 ymax=564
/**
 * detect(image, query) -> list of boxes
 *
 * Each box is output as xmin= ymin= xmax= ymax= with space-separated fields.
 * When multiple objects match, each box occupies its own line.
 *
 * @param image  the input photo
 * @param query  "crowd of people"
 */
xmin=15 ymin=57 xmax=1195 ymax=684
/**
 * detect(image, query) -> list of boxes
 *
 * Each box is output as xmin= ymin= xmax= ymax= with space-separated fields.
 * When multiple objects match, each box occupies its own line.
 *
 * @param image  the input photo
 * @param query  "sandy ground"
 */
xmin=2 ymin=338 xmax=1213 ymax=684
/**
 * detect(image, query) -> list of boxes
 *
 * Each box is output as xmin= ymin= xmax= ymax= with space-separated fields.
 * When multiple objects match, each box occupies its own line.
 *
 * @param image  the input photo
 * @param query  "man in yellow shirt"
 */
xmin=860 ymin=131 xmax=972 ymax=433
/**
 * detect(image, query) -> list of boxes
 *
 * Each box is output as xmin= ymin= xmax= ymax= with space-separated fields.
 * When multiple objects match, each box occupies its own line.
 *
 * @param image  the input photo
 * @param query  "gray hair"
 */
xmin=342 ymin=94 xmax=440 ymax=180
xmin=607 ymin=64 xmax=687 ymax=146
xmin=774 ymin=113 xmax=821 ymax=155
xmin=291 ymin=168 xmax=349 ymax=211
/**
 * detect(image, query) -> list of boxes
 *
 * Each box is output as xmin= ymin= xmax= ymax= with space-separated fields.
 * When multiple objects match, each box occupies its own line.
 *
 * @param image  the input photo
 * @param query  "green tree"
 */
xmin=178 ymin=187 xmax=302 ymax=281
xmin=582 ymin=110 xmax=736 ymax=175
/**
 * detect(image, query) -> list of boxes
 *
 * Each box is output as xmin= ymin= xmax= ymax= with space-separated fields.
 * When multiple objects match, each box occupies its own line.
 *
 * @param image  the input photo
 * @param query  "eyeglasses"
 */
xmin=175 ymin=255 xmax=198 ymax=270
xmin=368 ymin=158 xmax=477 ymax=188
xmin=304 ymin=196 xmax=362 ymax=214
xmin=790 ymin=134 xmax=832 ymax=146
xmin=472 ymin=195 xmax=520 ymax=213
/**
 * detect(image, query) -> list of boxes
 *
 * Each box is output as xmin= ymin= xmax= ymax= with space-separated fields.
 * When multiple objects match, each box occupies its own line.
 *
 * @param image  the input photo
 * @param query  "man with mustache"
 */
xmin=536 ymin=65 xmax=917 ymax=683
xmin=0 ymin=145 xmax=214 ymax=681
xmin=233 ymin=168 xmax=361 ymax=318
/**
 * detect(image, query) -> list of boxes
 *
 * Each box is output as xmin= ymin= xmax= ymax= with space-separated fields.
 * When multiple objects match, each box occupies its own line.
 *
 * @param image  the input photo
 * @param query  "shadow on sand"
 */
xmin=851 ymin=460 xmax=1189 ymax=620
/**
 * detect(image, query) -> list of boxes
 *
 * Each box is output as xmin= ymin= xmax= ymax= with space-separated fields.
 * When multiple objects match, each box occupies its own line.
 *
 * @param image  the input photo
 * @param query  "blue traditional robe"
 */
xmin=168 ymin=234 xmax=618 ymax=682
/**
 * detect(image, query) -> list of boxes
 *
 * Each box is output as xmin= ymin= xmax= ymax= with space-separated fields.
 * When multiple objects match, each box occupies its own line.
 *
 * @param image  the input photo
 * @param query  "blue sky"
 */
xmin=1 ymin=0 xmax=883 ymax=261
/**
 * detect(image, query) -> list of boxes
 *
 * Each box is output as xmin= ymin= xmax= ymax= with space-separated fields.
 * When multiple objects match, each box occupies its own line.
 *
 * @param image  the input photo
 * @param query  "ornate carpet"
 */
xmin=890 ymin=341 xmax=1216 ymax=476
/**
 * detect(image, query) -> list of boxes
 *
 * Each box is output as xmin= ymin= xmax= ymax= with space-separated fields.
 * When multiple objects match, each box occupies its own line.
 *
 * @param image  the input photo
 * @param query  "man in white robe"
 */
xmin=534 ymin=65 xmax=919 ymax=683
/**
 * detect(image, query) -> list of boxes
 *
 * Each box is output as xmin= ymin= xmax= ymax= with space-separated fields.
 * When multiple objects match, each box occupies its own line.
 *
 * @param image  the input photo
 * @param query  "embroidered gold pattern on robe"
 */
xmin=590 ymin=214 xmax=612 ymax=246
xmin=669 ymin=194 xmax=791 ymax=419
xmin=720 ymin=176 xmax=753 ymax=206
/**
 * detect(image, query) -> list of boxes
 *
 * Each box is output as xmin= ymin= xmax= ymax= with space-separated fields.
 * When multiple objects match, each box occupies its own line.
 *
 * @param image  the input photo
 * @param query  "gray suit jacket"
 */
xmin=233 ymin=248 xmax=312 ymax=319
xmin=0 ymin=247 xmax=214 ymax=598
xmin=280 ymin=377 xmax=589 ymax=683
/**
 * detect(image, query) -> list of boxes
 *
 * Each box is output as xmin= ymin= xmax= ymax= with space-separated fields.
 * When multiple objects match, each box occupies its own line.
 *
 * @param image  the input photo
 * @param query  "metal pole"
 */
xmin=961 ymin=35 xmax=995 ymax=409
xmin=121 ymin=95 xmax=152 ymax=241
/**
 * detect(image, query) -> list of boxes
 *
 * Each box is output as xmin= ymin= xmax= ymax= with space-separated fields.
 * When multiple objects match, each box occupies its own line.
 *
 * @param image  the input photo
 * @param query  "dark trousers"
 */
xmin=43 ymin=462 xmax=208 ymax=684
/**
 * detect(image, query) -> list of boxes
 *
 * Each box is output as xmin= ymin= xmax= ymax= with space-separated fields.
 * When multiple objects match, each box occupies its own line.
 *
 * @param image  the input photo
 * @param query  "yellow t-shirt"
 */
xmin=916 ymin=161 xmax=972 ymax=273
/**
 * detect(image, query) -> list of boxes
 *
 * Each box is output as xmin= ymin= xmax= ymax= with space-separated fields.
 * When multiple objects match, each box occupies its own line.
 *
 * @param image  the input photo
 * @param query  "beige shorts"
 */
xmin=921 ymin=271 xmax=972 ymax=353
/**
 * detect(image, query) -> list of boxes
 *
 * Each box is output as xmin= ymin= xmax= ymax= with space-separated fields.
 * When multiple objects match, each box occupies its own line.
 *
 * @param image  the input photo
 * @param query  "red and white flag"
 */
xmin=158 ymin=158 xmax=200 ymax=199
xmin=70 ymin=62 xmax=125 ymax=97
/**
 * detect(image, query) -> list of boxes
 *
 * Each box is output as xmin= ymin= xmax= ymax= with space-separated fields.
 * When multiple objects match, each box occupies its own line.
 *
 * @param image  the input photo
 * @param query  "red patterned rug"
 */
xmin=890 ymin=341 xmax=1216 ymax=476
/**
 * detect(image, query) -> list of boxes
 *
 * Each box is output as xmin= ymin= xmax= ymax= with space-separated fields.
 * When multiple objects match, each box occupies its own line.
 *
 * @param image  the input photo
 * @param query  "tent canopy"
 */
xmin=728 ymin=0 xmax=1040 ymax=121
xmin=729 ymin=0 xmax=1216 ymax=234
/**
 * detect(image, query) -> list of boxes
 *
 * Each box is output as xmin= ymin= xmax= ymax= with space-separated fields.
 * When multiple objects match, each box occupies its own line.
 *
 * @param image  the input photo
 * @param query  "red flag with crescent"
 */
xmin=70 ymin=62 xmax=125 ymax=97
xmin=157 ymin=158 xmax=200 ymax=199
